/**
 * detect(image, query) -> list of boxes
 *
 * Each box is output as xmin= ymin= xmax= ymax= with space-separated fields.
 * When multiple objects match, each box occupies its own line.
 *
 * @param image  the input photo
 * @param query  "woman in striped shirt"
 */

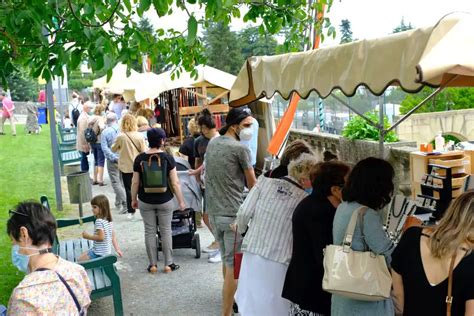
xmin=234 ymin=153 xmax=319 ymax=316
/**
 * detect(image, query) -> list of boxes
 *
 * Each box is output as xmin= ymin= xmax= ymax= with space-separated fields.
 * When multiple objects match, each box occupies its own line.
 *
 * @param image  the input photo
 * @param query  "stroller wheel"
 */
xmin=194 ymin=233 xmax=201 ymax=259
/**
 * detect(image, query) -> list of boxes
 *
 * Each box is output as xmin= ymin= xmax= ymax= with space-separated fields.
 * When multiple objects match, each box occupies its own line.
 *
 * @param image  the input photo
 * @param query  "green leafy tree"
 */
xmin=1 ymin=69 xmax=39 ymax=101
xmin=68 ymin=69 xmax=93 ymax=92
xmin=239 ymin=26 xmax=278 ymax=59
xmin=203 ymin=23 xmax=244 ymax=75
xmin=0 ymin=0 xmax=334 ymax=86
xmin=339 ymin=19 xmax=353 ymax=44
xmin=400 ymin=87 xmax=474 ymax=114
xmin=342 ymin=110 xmax=399 ymax=142
xmin=393 ymin=18 xmax=414 ymax=33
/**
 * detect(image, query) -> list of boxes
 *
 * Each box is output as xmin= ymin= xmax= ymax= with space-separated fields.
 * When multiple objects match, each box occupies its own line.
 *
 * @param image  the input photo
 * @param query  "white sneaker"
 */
xmin=208 ymin=250 xmax=222 ymax=263
xmin=202 ymin=241 xmax=219 ymax=253
xmin=127 ymin=213 xmax=134 ymax=220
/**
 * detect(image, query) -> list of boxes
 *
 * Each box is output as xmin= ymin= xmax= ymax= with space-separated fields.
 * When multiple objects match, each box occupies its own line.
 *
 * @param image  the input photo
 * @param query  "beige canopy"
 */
xmin=134 ymin=65 xmax=237 ymax=102
xmin=229 ymin=12 xmax=474 ymax=107
xmin=92 ymin=63 xmax=140 ymax=93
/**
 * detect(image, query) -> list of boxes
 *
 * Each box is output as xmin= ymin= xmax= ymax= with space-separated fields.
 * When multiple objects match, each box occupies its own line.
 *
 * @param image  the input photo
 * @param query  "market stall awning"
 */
xmin=136 ymin=65 xmax=237 ymax=102
xmin=92 ymin=63 xmax=140 ymax=92
xmin=229 ymin=12 xmax=474 ymax=107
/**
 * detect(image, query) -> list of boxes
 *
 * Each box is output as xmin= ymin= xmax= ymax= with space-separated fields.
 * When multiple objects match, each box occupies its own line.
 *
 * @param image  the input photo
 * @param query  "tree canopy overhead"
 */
xmin=0 ymin=0 xmax=334 ymax=86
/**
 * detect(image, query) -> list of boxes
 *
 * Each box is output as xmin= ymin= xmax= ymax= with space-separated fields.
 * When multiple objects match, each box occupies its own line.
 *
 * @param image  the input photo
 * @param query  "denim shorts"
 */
xmin=87 ymin=249 xmax=102 ymax=259
xmin=91 ymin=143 xmax=105 ymax=167
xmin=209 ymin=215 xmax=242 ymax=267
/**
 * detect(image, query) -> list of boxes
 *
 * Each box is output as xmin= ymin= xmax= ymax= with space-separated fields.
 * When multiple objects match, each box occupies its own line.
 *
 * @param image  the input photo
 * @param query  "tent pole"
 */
xmin=330 ymin=94 xmax=378 ymax=128
xmin=386 ymin=75 xmax=458 ymax=134
xmin=386 ymin=86 xmax=444 ymax=133
xmin=379 ymin=95 xmax=385 ymax=158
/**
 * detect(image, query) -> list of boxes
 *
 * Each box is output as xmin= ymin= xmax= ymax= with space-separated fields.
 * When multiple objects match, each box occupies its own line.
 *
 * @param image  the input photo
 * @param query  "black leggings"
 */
xmin=121 ymin=172 xmax=134 ymax=214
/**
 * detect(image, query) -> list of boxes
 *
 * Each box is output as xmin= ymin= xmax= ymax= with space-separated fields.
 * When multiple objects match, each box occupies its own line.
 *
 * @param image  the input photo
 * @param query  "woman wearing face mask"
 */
xmin=7 ymin=201 xmax=92 ymax=315
xmin=234 ymin=153 xmax=319 ymax=315
xmin=282 ymin=161 xmax=351 ymax=316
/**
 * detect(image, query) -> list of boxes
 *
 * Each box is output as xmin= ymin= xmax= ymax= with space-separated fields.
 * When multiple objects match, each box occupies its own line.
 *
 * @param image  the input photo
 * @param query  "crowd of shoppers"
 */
xmin=5 ymin=91 xmax=474 ymax=316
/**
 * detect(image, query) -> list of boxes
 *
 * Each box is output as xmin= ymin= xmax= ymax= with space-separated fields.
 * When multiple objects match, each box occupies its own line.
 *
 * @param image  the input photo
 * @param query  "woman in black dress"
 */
xmin=282 ymin=160 xmax=350 ymax=315
xmin=391 ymin=191 xmax=474 ymax=316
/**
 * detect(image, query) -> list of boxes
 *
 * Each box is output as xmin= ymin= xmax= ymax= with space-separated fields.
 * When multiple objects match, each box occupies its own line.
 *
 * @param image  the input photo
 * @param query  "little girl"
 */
xmin=79 ymin=195 xmax=123 ymax=261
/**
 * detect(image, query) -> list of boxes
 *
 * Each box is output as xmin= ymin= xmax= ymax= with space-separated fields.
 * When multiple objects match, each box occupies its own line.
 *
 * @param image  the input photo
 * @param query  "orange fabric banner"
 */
xmin=267 ymin=5 xmax=326 ymax=156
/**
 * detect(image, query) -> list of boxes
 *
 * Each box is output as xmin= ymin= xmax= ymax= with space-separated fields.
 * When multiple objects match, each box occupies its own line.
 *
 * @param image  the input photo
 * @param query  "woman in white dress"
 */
xmin=234 ymin=153 xmax=319 ymax=316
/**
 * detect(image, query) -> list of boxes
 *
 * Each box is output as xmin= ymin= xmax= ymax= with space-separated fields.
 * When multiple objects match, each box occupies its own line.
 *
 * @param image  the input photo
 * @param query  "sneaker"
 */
xmin=202 ymin=241 xmax=219 ymax=253
xmin=127 ymin=213 xmax=134 ymax=220
xmin=208 ymin=250 xmax=222 ymax=263
xmin=119 ymin=209 xmax=128 ymax=214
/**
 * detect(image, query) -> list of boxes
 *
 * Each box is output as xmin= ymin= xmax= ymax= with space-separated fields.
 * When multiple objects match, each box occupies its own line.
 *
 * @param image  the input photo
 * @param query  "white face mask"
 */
xmin=239 ymin=127 xmax=253 ymax=141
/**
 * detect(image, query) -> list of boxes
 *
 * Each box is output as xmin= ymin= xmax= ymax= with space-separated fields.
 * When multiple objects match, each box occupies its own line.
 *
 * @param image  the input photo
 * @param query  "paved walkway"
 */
xmin=71 ymin=166 xmax=223 ymax=315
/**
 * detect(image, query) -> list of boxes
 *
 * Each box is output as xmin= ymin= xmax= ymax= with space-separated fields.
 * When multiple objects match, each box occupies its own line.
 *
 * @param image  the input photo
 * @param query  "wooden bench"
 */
xmin=57 ymin=123 xmax=77 ymax=144
xmin=58 ymin=148 xmax=82 ymax=175
xmin=46 ymin=197 xmax=123 ymax=316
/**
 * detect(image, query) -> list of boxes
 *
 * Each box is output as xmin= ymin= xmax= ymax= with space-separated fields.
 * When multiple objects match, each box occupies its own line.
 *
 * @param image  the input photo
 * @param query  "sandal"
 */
xmin=164 ymin=263 xmax=180 ymax=273
xmin=98 ymin=182 xmax=107 ymax=186
xmin=147 ymin=265 xmax=158 ymax=274
xmin=92 ymin=181 xmax=99 ymax=185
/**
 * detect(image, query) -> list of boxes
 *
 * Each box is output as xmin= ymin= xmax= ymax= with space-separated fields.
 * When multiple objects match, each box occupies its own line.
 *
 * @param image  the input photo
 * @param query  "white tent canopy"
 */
xmin=92 ymin=63 xmax=140 ymax=93
xmin=133 ymin=65 xmax=237 ymax=102
xmin=229 ymin=12 xmax=474 ymax=107
xmin=93 ymin=64 xmax=237 ymax=102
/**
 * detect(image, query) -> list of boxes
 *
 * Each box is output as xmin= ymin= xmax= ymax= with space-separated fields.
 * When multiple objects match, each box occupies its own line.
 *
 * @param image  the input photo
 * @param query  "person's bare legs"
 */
xmin=78 ymin=251 xmax=90 ymax=262
xmin=97 ymin=166 xmax=104 ymax=183
xmin=203 ymin=213 xmax=218 ymax=248
xmin=93 ymin=166 xmax=99 ymax=183
xmin=222 ymin=265 xmax=237 ymax=316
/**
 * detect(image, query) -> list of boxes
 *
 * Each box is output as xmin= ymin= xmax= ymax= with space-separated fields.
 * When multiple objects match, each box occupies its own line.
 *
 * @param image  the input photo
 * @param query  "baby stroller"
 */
xmin=156 ymin=157 xmax=202 ymax=259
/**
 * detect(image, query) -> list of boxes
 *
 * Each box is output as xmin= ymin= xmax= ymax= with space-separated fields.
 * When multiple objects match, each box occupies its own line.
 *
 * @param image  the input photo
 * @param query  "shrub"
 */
xmin=342 ymin=111 xmax=399 ymax=142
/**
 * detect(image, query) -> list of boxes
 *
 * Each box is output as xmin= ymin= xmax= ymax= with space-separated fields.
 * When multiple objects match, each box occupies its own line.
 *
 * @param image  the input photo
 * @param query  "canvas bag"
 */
xmin=141 ymin=153 xmax=168 ymax=193
xmin=322 ymin=206 xmax=392 ymax=301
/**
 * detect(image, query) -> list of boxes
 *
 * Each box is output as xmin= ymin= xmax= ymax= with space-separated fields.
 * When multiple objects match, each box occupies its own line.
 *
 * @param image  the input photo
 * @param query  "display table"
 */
xmin=410 ymin=150 xmax=471 ymax=199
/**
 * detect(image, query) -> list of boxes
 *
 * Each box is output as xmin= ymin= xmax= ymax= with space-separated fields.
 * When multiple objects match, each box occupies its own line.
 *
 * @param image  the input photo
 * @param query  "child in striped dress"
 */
xmin=79 ymin=195 xmax=123 ymax=261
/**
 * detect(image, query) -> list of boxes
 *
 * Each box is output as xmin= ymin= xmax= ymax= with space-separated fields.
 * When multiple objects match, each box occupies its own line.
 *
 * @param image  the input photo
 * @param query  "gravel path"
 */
xmin=77 ymin=168 xmax=223 ymax=316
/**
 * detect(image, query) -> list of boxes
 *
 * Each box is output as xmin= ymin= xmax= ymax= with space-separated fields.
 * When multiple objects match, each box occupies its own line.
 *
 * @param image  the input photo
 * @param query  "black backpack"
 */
xmin=84 ymin=120 xmax=99 ymax=143
xmin=84 ymin=127 xmax=97 ymax=143
xmin=71 ymin=106 xmax=80 ymax=127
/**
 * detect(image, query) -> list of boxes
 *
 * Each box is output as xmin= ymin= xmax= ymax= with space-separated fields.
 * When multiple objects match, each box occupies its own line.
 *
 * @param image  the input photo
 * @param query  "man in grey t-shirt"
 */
xmin=205 ymin=107 xmax=257 ymax=316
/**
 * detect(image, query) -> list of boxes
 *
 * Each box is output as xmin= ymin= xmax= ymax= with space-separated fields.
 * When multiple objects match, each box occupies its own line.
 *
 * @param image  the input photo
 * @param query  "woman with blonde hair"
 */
xmin=88 ymin=104 xmax=107 ymax=185
xmin=264 ymin=139 xmax=314 ymax=179
xmin=179 ymin=118 xmax=200 ymax=168
xmin=234 ymin=153 xmax=319 ymax=315
xmin=391 ymin=191 xmax=474 ymax=316
xmin=112 ymin=114 xmax=147 ymax=220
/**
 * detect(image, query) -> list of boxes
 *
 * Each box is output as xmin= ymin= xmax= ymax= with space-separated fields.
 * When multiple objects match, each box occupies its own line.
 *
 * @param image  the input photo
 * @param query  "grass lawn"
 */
xmin=0 ymin=123 xmax=59 ymax=305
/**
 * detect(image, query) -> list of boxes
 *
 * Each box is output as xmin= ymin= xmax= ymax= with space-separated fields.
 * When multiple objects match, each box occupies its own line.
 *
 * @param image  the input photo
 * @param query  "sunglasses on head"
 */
xmin=9 ymin=210 xmax=28 ymax=217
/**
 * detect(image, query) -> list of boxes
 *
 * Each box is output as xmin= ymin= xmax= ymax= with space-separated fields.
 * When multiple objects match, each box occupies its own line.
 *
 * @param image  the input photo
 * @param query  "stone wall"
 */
xmin=288 ymin=129 xmax=418 ymax=196
xmin=397 ymin=108 xmax=474 ymax=145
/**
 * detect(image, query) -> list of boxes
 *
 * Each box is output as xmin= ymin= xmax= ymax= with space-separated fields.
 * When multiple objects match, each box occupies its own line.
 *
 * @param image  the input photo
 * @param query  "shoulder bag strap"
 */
xmin=35 ymin=268 xmax=83 ymax=315
xmin=446 ymin=253 xmax=456 ymax=316
xmin=125 ymin=132 xmax=141 ymax=153
xmin=281 ymin=176 xmax=304 ymax=190
xmin=343 ymin=206 xmax=367 ymax=249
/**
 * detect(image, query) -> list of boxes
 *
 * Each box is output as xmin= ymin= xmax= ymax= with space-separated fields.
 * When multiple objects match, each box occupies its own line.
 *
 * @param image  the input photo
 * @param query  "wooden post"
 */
xmin=202 ymin=83 xmax=208 ymax=106
xmin=179 ymin=89 xmax=183 ymax=144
